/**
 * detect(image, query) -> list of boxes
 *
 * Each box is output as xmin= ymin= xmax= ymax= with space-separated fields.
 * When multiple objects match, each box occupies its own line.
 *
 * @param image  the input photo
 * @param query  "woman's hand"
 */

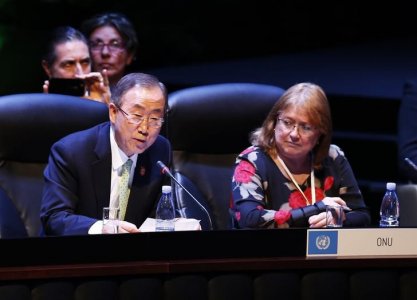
xmin=308 ymin=211 xmax=328 ymax=228
xmin=308 ymin=197 xmax=348 ymax=228
xmin=320 ymin=196 xmax=347 ymax=207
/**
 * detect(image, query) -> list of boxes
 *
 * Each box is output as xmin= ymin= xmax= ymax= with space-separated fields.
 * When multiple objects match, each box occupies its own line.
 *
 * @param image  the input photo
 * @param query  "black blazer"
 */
xmin=40 ymin=122 xmax=171 ymax=236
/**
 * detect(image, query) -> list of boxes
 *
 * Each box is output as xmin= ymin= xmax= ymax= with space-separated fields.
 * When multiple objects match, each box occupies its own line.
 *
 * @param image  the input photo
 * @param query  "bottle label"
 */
xmin=155 ymin=219 xmax=175 ymax=231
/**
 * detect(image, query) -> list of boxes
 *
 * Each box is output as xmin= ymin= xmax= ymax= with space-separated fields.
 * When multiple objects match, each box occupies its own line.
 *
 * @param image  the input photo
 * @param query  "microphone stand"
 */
xmin=157 ymin=161 xmax=213 ymax=230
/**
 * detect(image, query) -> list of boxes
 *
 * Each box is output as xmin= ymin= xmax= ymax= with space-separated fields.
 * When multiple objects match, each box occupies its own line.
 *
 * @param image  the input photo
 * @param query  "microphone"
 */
xmin=157 ymin=161 xmax=213 ymax=230
xmin=405 ymin=157 xmax=417 ymax=172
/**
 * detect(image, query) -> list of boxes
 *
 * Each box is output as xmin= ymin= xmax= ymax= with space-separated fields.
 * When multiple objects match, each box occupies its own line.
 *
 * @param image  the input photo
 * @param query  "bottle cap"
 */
xmin=386 ymin=182 xmax=396 ymax=190
xmin=162 ymin=185 xmax=172 ymax=193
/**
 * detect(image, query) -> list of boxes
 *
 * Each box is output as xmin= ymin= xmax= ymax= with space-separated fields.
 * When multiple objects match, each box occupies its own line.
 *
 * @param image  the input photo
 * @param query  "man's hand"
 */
xmin=77 ymin=69 xmax=111 ymax=104
xmin=118 ymin=220 xmax=140 ymax=233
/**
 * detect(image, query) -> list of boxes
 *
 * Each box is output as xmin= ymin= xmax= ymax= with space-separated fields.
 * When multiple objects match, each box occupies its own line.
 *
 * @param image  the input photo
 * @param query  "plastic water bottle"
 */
xmin=155 ymin=185 xmax=175 ymax=231
xmin=379 ymin=182 xmax=400 ymax=227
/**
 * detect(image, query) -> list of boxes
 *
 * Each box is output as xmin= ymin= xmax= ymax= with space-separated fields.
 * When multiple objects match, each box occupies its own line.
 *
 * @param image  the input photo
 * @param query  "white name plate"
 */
xmin=307 ymin=228 xmax=417 ymax=257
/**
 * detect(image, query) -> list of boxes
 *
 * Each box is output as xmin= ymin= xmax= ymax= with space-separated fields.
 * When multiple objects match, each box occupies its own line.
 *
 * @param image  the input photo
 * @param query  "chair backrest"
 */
xmin=396 ymin=183 xmax=417 ymax=227
xmin=0 ymin=93 xmax=109 ymax=238
xmin=165 ymin=83 xmax=285 ymax=230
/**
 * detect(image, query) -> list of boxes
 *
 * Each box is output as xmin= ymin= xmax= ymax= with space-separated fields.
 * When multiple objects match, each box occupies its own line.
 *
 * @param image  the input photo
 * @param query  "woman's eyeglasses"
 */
xmin=277 ymin=118 xmax=316 ymax=136
xmin=90 ymin=40 xmax=125 ymax=53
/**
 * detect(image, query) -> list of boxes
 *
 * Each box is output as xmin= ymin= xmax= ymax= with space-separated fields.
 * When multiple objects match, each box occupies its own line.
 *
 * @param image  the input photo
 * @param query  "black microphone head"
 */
xmin=157 ymin=160 xmax=169 ymax=175
xmin=157 ymin=160 xmax=165 ymax=169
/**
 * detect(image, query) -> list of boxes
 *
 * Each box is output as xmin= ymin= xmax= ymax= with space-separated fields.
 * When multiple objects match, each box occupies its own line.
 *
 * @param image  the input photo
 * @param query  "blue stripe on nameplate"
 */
xmin=307 ymin=230 xmax=338 ymax=255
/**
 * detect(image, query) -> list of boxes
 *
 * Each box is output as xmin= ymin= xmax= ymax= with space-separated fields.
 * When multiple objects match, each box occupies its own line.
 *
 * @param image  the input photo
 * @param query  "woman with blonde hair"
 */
xmin=231 ymin=82 xmax=370 ymax=228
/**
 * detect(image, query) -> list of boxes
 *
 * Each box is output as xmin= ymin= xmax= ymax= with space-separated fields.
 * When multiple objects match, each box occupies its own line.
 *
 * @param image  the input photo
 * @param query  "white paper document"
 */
xmin=139 ymin=218 xmax=201 ymax=232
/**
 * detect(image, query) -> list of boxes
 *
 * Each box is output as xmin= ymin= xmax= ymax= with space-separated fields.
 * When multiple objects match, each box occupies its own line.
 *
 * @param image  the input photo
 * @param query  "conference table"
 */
xmin=1 ymin=227 xmax=417 ymax=281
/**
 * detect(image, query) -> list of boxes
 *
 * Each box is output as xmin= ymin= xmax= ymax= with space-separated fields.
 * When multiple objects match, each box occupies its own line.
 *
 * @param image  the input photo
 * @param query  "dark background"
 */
xmin=0 ymin=0 xmax=415 ymax=95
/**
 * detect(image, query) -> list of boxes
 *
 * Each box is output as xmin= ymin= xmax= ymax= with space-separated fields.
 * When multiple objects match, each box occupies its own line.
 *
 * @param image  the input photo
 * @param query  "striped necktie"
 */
xmin=118 ymin=159 xmax=133 ymax=220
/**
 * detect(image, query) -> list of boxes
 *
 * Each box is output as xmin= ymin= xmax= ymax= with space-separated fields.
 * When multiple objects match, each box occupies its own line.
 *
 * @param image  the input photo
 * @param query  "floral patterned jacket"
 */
xmin=231 ymin=145 xmax=371 ymax=228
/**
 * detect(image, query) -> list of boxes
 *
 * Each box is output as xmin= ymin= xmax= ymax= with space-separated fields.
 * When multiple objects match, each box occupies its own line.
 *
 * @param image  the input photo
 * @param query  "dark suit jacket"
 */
xmin=40 ymin=122 xmax=171 ymax=236
xmin=398 ymin=78 xmax=417 ymax=183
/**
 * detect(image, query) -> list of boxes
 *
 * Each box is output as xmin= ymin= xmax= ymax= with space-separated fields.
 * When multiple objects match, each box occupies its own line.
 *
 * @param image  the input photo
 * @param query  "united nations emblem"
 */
xmin=315 ymin=234 xmax=331 ymax=250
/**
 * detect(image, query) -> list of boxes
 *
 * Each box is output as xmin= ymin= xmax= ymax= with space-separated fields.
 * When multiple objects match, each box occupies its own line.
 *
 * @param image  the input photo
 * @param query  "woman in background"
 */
xmin=81 ymin=12 xmax=138 ymax=90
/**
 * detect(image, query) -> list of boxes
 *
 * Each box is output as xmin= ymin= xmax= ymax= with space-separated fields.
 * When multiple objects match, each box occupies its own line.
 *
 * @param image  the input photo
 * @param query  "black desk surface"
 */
xmin=2 ymin=228 xmax=417 ymax=281
xmin=0 ymin=228 xmax=306 ymax=267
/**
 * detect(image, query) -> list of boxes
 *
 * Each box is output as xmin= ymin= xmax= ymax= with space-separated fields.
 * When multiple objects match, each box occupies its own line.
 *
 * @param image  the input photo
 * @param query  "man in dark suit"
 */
xmin=40 ymin=72 xmax=171 ymax=235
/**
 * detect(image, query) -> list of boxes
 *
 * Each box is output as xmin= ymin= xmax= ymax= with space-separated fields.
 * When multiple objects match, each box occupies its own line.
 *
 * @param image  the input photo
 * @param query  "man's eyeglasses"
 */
xmin=277 ymin=118 xmax=316 ymax=136
xmin=116 ymin=105 xmax=164 ymax=128
xmin=90 ymin=40 xmax=125 ymax=53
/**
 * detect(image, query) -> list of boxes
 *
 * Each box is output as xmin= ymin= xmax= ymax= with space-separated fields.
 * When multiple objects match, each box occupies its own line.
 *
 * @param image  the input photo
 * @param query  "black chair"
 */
xmin=396 ymin=184 xmax=417 ymax=227
xmin=0 ymin=93 xmax=108 ymax=238
xmin=165 ymin=83 xmax=285 ymax=230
